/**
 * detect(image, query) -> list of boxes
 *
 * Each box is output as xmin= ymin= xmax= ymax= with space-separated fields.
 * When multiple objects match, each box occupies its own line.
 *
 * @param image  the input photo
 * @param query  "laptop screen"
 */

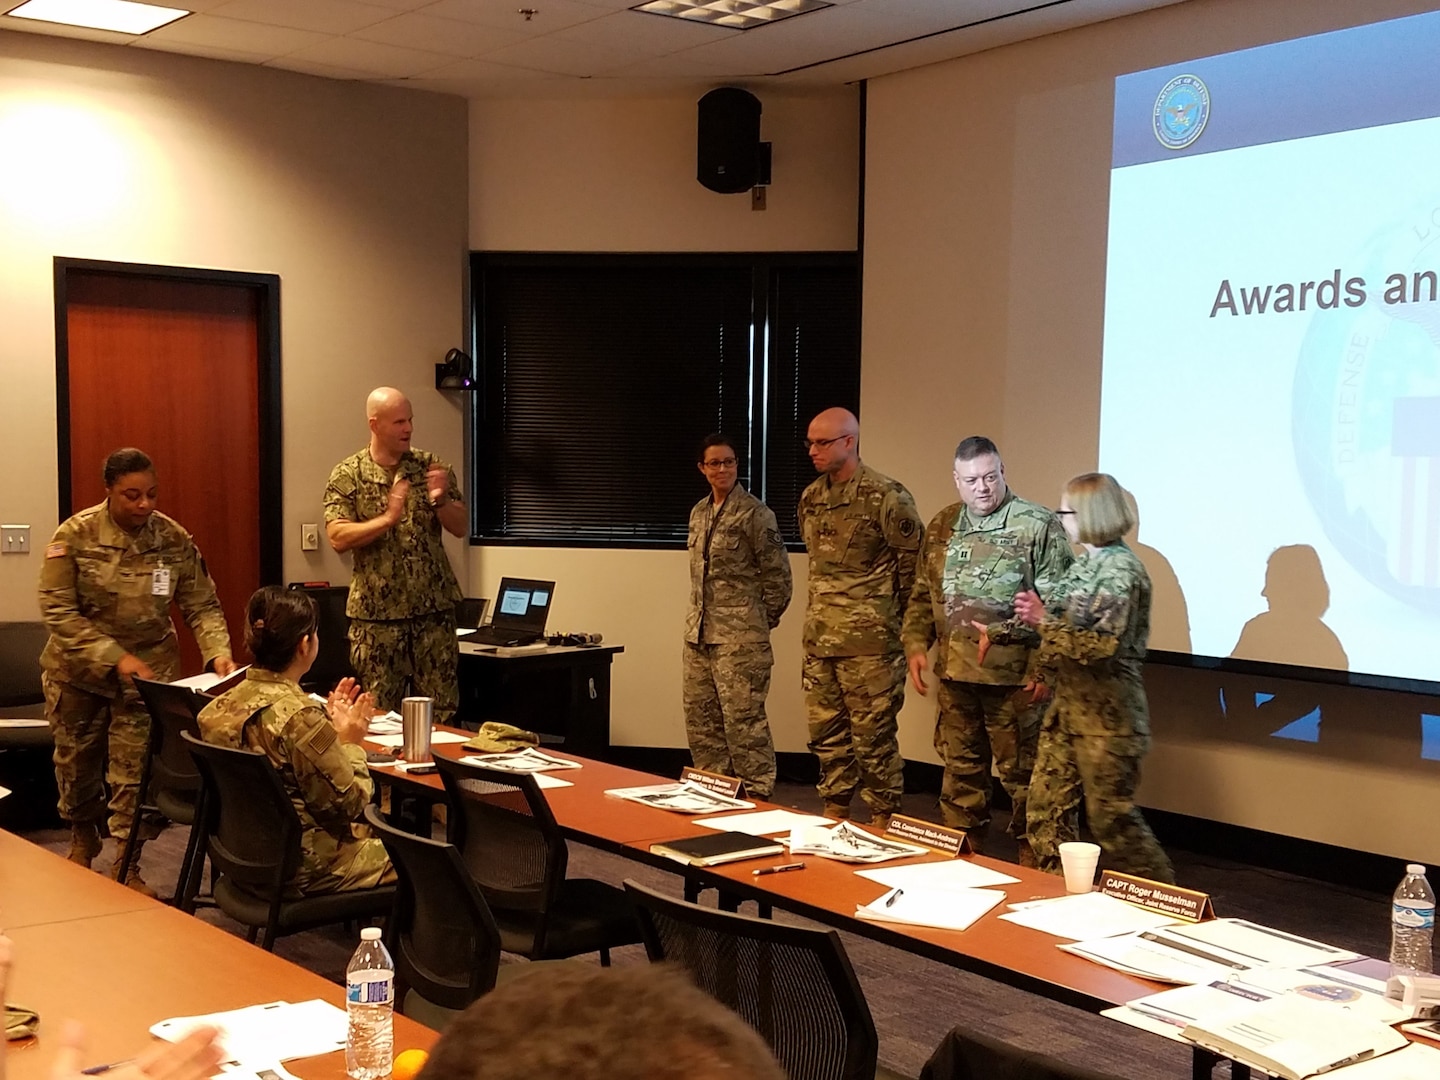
xmin=490 ymin=578 xmax=555 ymax=633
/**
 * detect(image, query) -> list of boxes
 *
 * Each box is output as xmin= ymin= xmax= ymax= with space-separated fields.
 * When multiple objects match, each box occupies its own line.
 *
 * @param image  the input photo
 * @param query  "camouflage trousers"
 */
xmin=932 ymin=680 xmax=1040 ymax=836
xmin=803 ymin=652 xmax=906 ymax=815
xmin=682 ymin=640 xmax=777 ymax=798
xmin=289 ymin=826 xmax=396 ymax=899
xmin=1027 ymin=720 xmax=1174 ymax=884
xmin=349 ymin=610 xmax=458 ymax=725
xmin=43 ymin=671 xmax=169 ymax=842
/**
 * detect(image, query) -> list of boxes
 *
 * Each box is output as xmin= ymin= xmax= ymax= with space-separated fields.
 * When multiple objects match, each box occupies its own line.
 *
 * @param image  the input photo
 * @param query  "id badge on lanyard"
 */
xmin=152 ymin=564 xmax=172 ymax=597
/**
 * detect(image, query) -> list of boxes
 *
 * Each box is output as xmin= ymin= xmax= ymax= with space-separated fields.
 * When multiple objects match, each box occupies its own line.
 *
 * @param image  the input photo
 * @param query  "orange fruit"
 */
xmin=393 ymin=1048 xmax=430 ymax=1080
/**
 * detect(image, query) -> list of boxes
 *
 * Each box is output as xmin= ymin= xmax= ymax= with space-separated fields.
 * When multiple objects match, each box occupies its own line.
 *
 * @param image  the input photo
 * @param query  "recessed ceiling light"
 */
xmin=5 ymin=0 xmax=191 ymax=35
xmin=632 ymin=0 xmax=830 ymax=32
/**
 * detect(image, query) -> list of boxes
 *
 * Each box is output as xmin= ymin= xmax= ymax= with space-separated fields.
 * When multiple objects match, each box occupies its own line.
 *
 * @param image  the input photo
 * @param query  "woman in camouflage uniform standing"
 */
xmin=1014 ymin=473 xmax=1174 ymax=884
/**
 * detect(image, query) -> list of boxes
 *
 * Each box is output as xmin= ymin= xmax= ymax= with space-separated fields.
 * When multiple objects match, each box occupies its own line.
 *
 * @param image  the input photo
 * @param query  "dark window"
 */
xmin=471 ymin=253 xmax=859 ymax=547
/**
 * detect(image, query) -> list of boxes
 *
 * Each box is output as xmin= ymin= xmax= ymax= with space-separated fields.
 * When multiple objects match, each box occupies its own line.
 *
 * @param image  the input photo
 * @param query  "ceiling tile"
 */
xmin=208 ymin=0 xmax=397 ymax=34
xmin=280 ymin=35 xmax=454 ymax=77
xmin=141 ymin=14 xmax=330 ymax=55
xmin=479 ymin=33 xmax=654 ymax=76
xmin=418 ymin=0 xmax=606 ymax=35
xmin=553 ymin=8 xmax=739 ymax=54
xmin=350 ymin=12 xmax=528 ymax=57
xmin=354 ymin=0 xmax=436 ymax=8
xmin=263 ymin=55 xmax=378 ymax=79
xmin=131 ymin=37 xmax=278 ymax=63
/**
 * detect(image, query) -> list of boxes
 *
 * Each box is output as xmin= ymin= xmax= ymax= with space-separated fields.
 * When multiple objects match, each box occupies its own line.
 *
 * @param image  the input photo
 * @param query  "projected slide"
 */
xmin=1101 ymin=10 xmax=1440 ymax=687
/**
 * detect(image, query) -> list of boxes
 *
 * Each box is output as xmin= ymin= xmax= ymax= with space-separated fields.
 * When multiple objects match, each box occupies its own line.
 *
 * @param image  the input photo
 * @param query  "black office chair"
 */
xmin=624 ymin=879 xmax=899 ymax=1080
xmin=434 ymin=755 xmax=642 ymax=964
xmin=363 ymin=804 xmax=502 ymax=1028
xmin=180 ymin=731 xmax=394 ymax=950
xmin=918 ymin=1025 xmax=1128 ymax=1080
xmin=118 ymin=678 xmax=209 ymax=902
xmin=288 ymin=584 xmax=353 ymax=692
xmin=0 ymin=622 xmax=59 ymax=831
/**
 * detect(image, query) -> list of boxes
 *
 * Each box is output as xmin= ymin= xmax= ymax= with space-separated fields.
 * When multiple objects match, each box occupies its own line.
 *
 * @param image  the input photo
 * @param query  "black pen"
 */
xmin=753 ymin=862 xmax=805 ymax=877
xmin=885 ymin=888 xmax=903 ymax=908
xmin=82 ymin=1061 xmax=134 ymax=1076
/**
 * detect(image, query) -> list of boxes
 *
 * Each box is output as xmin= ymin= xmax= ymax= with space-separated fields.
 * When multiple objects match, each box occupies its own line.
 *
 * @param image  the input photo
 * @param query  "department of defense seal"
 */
xmin=1153 ymin=74 xmax=1210 ymax=150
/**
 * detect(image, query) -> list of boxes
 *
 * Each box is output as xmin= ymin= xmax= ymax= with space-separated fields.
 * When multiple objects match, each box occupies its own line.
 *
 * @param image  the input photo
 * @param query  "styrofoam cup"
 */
xmin=1059 ymin=841 xmax=1101 ymax=893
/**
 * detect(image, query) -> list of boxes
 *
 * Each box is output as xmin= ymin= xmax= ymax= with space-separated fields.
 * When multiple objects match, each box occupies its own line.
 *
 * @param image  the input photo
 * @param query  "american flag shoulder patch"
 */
xmin=46 ymin=542 xmax=66 ymax=559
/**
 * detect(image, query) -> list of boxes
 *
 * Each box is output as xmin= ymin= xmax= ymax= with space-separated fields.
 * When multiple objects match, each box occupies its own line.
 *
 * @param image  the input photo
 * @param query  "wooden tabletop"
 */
xmin=368 ymin=734 xmax=1164 ymax=1012
xmin=0 ymin=835 xmax=434 ymax=1080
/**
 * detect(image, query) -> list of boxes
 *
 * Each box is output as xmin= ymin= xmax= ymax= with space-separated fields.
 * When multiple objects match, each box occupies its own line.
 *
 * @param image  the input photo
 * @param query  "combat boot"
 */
xmin=68 ymin=822 xmax=102 ymax=867
xmin=870 ymin=813 xmax=893 ymax=832
xmin=822 ymin=801 xmax=850 ymax=820
xmin=112 ymin=861 xmax=158 ymax=899
xmin=1015 ymin=839 xmax=1038 ymax=869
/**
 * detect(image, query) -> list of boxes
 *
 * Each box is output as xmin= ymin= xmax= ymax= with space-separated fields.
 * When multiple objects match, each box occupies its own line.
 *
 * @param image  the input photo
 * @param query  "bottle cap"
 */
xmin=361 ymin=926 xmax=382 ymax=940
xmin=1407 ymin=863 xmax=1428 ymax=875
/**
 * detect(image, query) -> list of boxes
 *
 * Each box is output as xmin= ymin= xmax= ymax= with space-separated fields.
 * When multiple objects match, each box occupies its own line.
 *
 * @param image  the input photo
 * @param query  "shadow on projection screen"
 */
xmin=1101 ymin=9 xmax=1440 ymax=758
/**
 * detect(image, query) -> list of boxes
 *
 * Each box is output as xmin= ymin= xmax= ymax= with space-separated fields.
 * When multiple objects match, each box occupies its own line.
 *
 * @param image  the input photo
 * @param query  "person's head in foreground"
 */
xmin=416 ymin=963 xmax=784 ymax=1080
xmin=1059 ymin=472 xmax=1135 ymax=547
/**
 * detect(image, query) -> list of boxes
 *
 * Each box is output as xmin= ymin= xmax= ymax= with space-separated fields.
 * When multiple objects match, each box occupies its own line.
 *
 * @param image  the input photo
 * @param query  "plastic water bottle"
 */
xmin=1390 ymin=863 xmax=1436 ymax=977
xmin=346 ymin=926 xmax=394 ymax=1080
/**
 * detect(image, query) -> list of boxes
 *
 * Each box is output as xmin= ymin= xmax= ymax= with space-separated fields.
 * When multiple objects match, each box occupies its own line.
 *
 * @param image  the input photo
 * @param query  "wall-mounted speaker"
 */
xmin=698 ymin=87 xmax=765 ymax=194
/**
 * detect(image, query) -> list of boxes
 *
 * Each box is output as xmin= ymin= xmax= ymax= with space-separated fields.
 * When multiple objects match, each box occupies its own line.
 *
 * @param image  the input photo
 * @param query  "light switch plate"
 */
xmin=1 ymin=525 xmax=30 ymax=554
xmin=301 ymin=523 xmax=319 ymax=551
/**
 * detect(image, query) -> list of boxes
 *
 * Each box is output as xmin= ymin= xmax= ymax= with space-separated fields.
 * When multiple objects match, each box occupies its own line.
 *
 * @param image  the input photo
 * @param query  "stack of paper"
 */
xmin=999 ymin=891 xmax=1179 ymax=941
xmin=461 ymin=748 xmax=581 ymax=773
xmin=786 ymin=822 xmax=927 ymax=864
xmin=857 ymin=887 xmax=1005 ymax=932
xmin=151 ymin=999 xmax=347 ymax=1065
xmin=856 ymin=859 xmax=1019 ymax=892
xmin=695 ymin=809 xmax=833 ymax=835
xmin=367 ymin=730 xmax=469 ymax=749
xmin=605 ymin=781 xmax=755 ymax=813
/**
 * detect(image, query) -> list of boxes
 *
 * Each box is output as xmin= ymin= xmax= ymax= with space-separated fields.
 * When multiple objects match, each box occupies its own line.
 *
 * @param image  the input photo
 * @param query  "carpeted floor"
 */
xmin=22 ymin=781 xmax=1394 ymax=1080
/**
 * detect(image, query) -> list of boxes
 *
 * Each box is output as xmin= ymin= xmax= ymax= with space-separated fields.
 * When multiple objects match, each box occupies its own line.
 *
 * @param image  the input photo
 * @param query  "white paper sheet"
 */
xmin=695 ymin=809 xmax=833 ymax=835
xmin=604 ymin=781 xmax=755 ymax=814
xmin=172 ymin=666 xmax=250 ymax=691
xmin=1164 ymin=918 xmax=1359 ymax=969
xmin=533 ymin=773 xmax=574 ymax=790
xmin=367 ymin=731 xmax=468 ymax=748
xmin=461 ymin=748 xmax=582 ymax=773
xmin=855 ymin=887 xmax=1005 ymax=932
xmin=0 ymin=718 xmax=48 ymax=728
xmin=857 ymin=859 xmax=1019 ymax=892
xmin=151 ymin=1000 xmax=347 ymax=1065
xmin=998 ymin=890 xmax=1180 ymax=940
xmin=1061 ymin=931 xmax=1238 ymax=984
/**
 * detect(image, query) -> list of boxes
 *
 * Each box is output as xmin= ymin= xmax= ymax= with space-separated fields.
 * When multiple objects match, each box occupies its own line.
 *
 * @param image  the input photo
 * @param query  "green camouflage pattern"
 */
xmin=685 ymin=486 xmax=792 ymax=644
xmin=901 ymin=494 xmax=1073 ymax=685
xmin=802 ymin=652 xmax=906 ymax=815
xmin=799 ymin=463 xmax=923 ymax=658
xmin=38 ymin=502 xmax=231 ymax=843
xmin=323 ymin=447 xmax=463 ymax=621
xmin=932 ymin=680 xmax=1038 ymax=835
xmin=682 ymin=641 xmax=777 ymax=797
xmin=1028 ymin=726 xmax=1174 ymax=884
xmin=38 ymin=503 xmax=231 ymax=696
xmin=197 ymin=668 xmax=395 ymax=896
xmin=1025 ymin=542 xmax=1173 ymax=883
xmin=349 ymin=610 xmax=458 ymax=724
xmin=43 ymin=674 xmax=151 ymax=840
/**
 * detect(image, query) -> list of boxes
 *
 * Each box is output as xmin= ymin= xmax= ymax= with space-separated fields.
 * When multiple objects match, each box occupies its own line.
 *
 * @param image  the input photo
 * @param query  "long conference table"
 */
xmin=0 ymin=829 xmax=436 ymax=1080
xmin=378 ymin=732 xmax=1166 ymax=1016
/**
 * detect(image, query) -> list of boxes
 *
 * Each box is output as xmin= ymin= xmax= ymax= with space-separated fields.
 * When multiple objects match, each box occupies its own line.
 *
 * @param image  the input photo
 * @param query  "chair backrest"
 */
xmin=0 ymin=622 xmax=47 ymax=707
xmin=433 ymin=755 xmax=567 ymax=916
xmin=918 ymin=1025 xmax=1128 ymax=1080
xmin=363 ymin=805 xmax=501 ymax=1010
xmin=287 ymin=584 xmax=353 ymax=688
xmin=180 ymin=730 xmax=303 ymax=895
xmin=623 ymin=879 xmax=878 ymax=1080
xmin=133 ymin=678 xmax=206 ymax=796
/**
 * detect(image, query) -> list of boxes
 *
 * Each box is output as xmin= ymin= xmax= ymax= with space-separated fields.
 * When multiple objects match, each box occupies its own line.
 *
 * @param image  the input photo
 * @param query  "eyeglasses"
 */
xmin=802 ymin=435 xmax=850 ymax=451
xmin=702 ymin=457 xmax=738 ymax=470
xmin=1054 ymin=509 xmax=1076 ymax=516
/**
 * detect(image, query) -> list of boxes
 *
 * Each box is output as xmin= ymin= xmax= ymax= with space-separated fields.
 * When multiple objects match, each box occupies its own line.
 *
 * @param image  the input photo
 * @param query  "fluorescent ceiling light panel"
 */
xmin=6 ymin=0 xmax=191 ymax=35
xmin=633 ymin=0 xmax=830 ymax=31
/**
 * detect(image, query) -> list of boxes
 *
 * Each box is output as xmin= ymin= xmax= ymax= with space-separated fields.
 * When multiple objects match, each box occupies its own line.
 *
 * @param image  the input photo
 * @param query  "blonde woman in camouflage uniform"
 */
xmin=38 ymin=448 xmax=234 ymax=894
xmin=197 ymin=586 xmax=395 ymax=896
xmin=1014 ymin=473 xmax=1174 ymax=884
xmin=683 ymin=434 xmax=792 ymax=797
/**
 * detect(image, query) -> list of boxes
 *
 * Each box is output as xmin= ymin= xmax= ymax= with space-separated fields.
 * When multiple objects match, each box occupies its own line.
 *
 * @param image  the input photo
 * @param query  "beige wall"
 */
xmin=863 ymin=0 xmax=1440 ymax=861
xmin=0 ymin=31 xmax=470 ymax=628
xmin=467 ymin=86 xmax=862 ymax=756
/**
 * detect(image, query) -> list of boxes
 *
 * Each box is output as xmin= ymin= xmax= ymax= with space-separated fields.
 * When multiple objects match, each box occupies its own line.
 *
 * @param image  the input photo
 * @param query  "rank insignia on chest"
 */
xmin=956 ymin=548 xmax=971 ymax=562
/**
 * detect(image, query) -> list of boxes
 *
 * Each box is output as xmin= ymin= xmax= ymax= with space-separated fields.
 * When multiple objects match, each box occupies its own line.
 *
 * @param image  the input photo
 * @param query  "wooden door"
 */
xmin=59 ymin=266 xmax=276 ymax=674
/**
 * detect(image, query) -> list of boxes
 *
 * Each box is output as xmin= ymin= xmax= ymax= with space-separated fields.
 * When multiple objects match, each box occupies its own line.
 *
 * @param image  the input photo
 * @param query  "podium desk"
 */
xmin=456 ymin=642 xmax=624 ymax=758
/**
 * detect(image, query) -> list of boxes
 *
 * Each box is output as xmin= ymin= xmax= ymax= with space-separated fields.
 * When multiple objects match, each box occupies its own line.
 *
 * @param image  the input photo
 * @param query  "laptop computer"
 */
xmin=465 ymin=578 xmax=556 ymax=646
